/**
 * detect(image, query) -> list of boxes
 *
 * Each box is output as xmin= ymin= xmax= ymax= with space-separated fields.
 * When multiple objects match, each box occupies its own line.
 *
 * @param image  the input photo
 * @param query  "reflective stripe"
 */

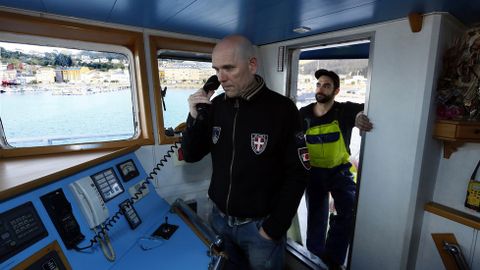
xmin=306 ymin=132 xmax=340 ymax=144
xmin=305 ymin=120 xmax=350 ymax=168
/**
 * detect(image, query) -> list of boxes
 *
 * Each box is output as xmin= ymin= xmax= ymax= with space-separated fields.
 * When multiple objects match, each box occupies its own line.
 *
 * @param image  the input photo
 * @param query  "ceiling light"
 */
xmin=293 ymin=26 xmax=311 ymax=34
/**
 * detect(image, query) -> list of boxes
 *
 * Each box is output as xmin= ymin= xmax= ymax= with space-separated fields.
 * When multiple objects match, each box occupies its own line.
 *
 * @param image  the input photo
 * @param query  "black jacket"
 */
xmin=182 ymin=85 xmax=308 ymax=239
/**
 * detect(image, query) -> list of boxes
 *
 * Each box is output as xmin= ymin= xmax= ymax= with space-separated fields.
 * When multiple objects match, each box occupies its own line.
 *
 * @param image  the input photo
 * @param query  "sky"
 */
xmin=0 ymin=41 xmax=79 ymax=55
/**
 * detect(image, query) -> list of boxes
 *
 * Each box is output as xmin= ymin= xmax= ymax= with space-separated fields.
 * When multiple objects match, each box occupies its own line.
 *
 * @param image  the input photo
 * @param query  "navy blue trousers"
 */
xmin=305 ymin=163 xmax=356 ymax=265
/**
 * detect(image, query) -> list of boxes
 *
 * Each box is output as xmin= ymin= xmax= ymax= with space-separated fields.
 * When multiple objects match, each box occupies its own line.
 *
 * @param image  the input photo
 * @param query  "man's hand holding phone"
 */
xmin=188 ymin=75 xmax=220 ymax=120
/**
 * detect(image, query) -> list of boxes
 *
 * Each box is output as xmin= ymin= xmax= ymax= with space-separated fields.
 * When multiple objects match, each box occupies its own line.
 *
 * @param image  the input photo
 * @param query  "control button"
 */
xmin=1 ymin=232 xmax=10 ymax=240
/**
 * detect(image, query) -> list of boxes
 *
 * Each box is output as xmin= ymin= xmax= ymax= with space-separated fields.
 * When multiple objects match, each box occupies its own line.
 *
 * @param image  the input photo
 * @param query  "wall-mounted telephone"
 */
xmin=69 ymin=177 xmax=109 ymax=229
xmin=70 ymin=177 xmax=117 ymax=261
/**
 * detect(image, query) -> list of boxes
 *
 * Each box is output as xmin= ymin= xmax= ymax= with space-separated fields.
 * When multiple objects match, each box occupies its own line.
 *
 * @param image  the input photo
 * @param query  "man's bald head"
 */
xmin=213 ymin=35 xmax=255 ymax=60
xmin=212 ymin=35 xmax=257 ymax=97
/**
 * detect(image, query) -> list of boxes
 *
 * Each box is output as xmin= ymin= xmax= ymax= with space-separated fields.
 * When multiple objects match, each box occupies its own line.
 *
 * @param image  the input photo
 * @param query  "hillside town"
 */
xmin=0 ymin=45 xmax=132 ymax=95
xmin=1 ymin=44 xmax=367 ymax=100
xmin=157 ymin=60 xmax=216 ymax=89
xmin=0 ymin=47 xmax=216 ymax=94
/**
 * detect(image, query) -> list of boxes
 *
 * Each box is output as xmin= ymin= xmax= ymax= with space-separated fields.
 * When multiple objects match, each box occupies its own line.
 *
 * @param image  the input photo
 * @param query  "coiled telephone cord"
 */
xmin=75 ymin=141 xmax=181 ymax=252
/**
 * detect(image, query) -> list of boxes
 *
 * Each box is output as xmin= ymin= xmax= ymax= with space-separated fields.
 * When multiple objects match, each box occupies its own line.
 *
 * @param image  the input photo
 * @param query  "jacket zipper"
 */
xmin=226 ymin=99 xmax=239 ymax=216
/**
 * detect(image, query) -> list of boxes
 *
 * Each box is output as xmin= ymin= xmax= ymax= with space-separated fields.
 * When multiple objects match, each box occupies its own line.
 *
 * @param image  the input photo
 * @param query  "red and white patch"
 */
xmin=298 ymin=147 xmax=311 ymax=170
xmin=251 ymin=133 xmax=268 ymax=155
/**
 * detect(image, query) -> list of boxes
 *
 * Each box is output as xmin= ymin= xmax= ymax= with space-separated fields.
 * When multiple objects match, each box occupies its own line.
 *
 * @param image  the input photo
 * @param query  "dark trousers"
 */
xmin=305 ymin=164 xmax=356 ymax=265
xmin=209 ymin=206 xmax=285 ymax=270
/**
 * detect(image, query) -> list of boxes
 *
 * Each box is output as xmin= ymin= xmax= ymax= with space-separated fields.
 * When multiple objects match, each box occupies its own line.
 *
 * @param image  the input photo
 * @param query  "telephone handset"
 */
xmin=69 ymin=177 xmax=109 ymax=229
xmin=465 ymin=160 xmax=480 ymax=211
xmin=196 ymin=75 xmax=220 ymax=121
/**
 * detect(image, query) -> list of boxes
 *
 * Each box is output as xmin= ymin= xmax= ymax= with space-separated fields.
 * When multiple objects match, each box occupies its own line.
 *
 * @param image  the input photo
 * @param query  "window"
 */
xmin=0 ymin=41 xmax=136 ymax=147
xmin=158 ymin=56 xmax=223 ymax=131
xmin=149 ymin=36 xmax=216 ymax=144
xmin=0 ymin=11 xmax=153 ymax=158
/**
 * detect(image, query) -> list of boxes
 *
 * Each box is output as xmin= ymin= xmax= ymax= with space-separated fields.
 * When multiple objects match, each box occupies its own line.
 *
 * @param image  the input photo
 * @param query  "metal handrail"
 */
xmin=172 ymin=198 xmax=222 ymax=248
xmin=443 ymin=241 xmax=470 ymax=270
xmin=171 ymin=198 xmax=225 ymax=270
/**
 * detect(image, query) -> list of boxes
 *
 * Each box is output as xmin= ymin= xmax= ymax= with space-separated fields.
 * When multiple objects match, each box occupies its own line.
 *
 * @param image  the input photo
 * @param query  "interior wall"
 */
xmin=416 ymin=212 xmax=477 ymax=269
xmin=347 ymin=15 xmax=441 ymax=269
xmin=435 ymin=146 xmax=480 ymax=213
xmin=409 ymin=15 xmax=466 ymax=269
xmin=258 ymin=13 xmax=460 ymax=269
xmin=416 ymin=144 xmax=480 ymax=269
xmin=136 ymin=145 xmax=212 ymax=219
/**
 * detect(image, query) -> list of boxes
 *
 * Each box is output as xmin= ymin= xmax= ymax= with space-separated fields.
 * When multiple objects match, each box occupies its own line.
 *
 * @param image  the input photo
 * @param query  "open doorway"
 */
xmin=287 ymin=39 xmax=371 ymax=269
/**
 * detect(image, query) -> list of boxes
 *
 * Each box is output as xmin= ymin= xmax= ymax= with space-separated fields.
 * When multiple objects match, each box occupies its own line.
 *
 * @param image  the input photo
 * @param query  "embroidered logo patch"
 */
xmin=212 ymin=126 xmax=221 ymax=144
xmin=251 ymin=133 xmax=268 ymax=155
xmin=297 ymin=147 xmax=311 ymax=170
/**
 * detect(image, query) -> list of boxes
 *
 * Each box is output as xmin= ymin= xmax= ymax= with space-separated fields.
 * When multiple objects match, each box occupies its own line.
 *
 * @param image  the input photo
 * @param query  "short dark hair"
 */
xmin=314 ymin=69 xmax=340 ymax=89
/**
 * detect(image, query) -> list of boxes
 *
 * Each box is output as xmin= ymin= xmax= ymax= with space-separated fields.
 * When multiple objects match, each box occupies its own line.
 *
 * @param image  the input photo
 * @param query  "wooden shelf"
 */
xmin=0 ymin=146 xmax=139 ymax=202
xmin=424 ymin=202 xmax=480 ymax=230
xmin=433 ymin=119 xmax=480 ymax=158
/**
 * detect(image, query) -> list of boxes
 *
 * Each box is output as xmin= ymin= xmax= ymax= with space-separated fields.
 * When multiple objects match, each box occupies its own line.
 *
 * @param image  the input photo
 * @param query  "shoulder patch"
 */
xmin=212 ymin=126 xmax=221 ymax=144
xmin=298 ymin=147 xmax=311 ymax=170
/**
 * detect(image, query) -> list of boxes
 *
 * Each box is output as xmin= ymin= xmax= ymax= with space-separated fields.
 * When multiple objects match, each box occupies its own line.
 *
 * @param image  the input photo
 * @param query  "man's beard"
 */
xmin=315 ymin=93 xmax=335 ymax=103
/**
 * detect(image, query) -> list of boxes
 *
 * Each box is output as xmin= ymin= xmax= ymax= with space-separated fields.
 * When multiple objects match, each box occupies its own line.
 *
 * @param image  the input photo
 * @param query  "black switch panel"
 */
xmin=41 ymin=189 xmax=84 ymax=249
xmin=0 ymin=201 xmax=48 ymax=263
xmin=119 ymin=200 xmax=141 ymax=230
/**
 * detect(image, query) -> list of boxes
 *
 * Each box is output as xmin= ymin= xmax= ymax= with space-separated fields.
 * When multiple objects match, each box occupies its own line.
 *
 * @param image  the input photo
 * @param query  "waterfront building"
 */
xmin=35 ymin=67 xmax=55 ymax=84
xmin=55 ymin=66 xmax=90 ymax=82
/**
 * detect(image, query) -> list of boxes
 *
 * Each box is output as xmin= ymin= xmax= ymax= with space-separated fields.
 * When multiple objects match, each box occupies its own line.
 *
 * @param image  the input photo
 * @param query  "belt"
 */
xmin=215 ymin=207 xmax=255 ymax=227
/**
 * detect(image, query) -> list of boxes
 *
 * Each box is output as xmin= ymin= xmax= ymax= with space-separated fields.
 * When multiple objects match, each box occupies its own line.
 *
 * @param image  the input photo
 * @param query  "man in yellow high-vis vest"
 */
xmin=300 ymin=69 xmax=373 ymax=269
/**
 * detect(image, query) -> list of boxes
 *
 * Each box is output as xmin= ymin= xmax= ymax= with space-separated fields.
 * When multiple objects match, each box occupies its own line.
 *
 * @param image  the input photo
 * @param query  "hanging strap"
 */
xmin=471 ymin=160 xmax=480 ymax=180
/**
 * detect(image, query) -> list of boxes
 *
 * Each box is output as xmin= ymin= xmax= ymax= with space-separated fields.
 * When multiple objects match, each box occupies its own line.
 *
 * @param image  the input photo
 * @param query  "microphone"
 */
xmin=196 ymin=75 xmax=220 ymax=120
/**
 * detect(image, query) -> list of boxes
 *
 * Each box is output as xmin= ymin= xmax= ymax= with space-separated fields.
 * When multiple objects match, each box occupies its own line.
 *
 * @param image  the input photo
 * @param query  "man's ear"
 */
xmin=334 ymin=88 xmax=340 ymax=95
xmin=249 ymin=57 xmax=257 ymax=74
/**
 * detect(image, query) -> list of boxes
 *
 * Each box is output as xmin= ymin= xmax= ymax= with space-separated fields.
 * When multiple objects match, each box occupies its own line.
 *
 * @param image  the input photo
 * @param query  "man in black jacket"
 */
xmin=182 ymin=35 xmax=308 ymax=269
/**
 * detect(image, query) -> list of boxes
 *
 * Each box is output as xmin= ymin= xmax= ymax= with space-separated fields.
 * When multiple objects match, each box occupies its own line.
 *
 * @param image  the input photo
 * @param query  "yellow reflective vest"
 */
xmin=305 ymin=120 xmax=350 ymax=168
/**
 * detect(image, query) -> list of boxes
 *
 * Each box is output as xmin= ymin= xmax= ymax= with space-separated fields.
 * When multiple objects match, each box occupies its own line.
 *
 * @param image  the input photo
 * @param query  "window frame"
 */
xmin=148 ymin=36 xmax=215 ymax=144
xmin=0 ymin=11 xmax=154 ymax=158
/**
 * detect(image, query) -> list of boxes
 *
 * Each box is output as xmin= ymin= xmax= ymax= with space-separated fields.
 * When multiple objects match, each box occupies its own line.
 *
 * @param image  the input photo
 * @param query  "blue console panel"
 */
xmin=0 ymin=153 xmax=210 ymax=269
